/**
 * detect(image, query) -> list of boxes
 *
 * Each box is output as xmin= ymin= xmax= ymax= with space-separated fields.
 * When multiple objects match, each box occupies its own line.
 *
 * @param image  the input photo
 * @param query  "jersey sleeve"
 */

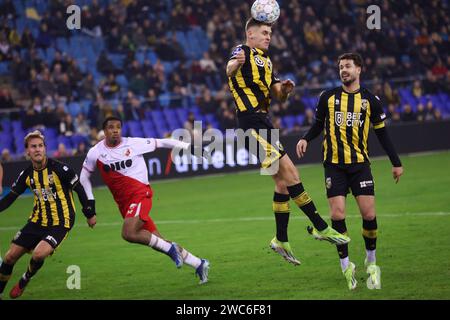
xmin=271 ymin=71 xmax=281 ymax=86
xmin=11 ymin=169 xmax=29 ymax=195
xmin=55 ymin=162 xmax=80 ymax=188
xmin=130 ymin=137 xmax=157 ymax=155
xmin=369 ymin=94 xmax=387 ymax=129
xmin=83 ymin=148 xmax=97 ymax=173
xmin=314 ymin=91 xmax=329 ymax=122
xmin=229 ymin=44 xmax=250 ymax=63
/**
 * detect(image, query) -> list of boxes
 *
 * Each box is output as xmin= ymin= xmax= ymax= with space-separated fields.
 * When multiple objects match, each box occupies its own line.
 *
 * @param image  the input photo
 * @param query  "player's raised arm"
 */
xmin=226 ymin=46 xmax=246 ymax=78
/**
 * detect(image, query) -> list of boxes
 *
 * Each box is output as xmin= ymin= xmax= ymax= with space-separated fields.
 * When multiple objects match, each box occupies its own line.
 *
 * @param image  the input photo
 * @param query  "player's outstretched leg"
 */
xmin=307 ymin=225 xmax=351 ymax=245
xmin=147 ymin=234 xmax=184 ymax=268
xmin=286 ymin=180 xmax=350 ymax=245
xmin=179 ymin=247 xmax=210 ymax=285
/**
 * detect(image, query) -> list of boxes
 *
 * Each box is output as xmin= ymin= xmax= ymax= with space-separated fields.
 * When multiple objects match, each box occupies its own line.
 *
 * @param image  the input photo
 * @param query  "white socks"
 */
xmin=340 ymin=257 xmax=350 ymax=272
xmin=181 ymin=248 xmax=202 ymax=269
xmin=366 ymin=249 xmax=376 ymax=264
xmin=148 ymin=234 xmax=172 ymax=253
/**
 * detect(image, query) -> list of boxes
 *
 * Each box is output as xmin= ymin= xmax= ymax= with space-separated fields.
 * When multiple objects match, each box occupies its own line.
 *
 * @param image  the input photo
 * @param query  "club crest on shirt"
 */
xmin=267 ymin=59 xmax=272 ymax=70
xmin=361 ymin=99 xmax=369 ymax=110
xmin=254 ymin=56 xmax=265 ymax=67
xmin=48 ymin=174 xmax=54 ymax=185
xmin=335 ymin=111 xmax=344 ymax=126
xmin=125 ymin=148 xmax=131 ymax=157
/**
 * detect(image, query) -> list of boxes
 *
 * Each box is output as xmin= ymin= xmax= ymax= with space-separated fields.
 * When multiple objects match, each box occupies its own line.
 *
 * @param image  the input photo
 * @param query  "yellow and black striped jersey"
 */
xmin=11 ymin=158 xmax=80 ymax=229
xmin=228 ymin=44 xmax=280 ymax=114
xmin=315 ymin=86 xmax=387 ymax=165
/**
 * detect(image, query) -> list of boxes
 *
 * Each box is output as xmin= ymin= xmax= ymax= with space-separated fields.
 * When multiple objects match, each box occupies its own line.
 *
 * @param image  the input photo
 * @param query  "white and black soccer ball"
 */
xmin=251 ymin=0 xmax=280 ymax=24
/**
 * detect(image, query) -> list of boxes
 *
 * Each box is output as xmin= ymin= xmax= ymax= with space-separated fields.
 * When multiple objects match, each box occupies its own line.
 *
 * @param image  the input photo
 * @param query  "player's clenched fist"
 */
xmin=235 ymin=49 xmax=246 ymax=65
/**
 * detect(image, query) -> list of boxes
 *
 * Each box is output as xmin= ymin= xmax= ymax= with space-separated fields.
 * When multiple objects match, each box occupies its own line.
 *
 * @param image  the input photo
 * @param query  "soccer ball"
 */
xmin=251 ymin=0 xmax=280 ymax=24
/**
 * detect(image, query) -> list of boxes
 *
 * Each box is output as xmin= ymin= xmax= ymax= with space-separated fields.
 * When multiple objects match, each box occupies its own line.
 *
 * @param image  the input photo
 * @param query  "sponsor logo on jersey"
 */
xmin=335 ymin=112 xmax=365 ymax=127
xmin=103 ymin=160 xmax=133 ymax=172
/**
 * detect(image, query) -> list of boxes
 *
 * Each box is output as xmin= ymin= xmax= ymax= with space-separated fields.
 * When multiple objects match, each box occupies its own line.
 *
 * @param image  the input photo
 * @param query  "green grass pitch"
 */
xmin=1 ymin=151 xmax=449 ymax=300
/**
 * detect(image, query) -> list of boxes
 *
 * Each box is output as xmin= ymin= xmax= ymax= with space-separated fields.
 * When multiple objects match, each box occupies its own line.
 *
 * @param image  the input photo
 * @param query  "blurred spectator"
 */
xmin=20 ymin=27 xmax=35 ymax=49
xmin=416 ymin=103 xmax=426 ymax=122
xmin=75 ymin=113 xmax=90 ymax=136
xmin=0 ymin=88 xmax=15 ymax=109
xmin=59 ymin=114 xmax=75 ymax=136
xmin=99 ymin=74 xmax=120 ymax=99
xmin=197 ymin=89 xmax=215 ymax=114
xmin=432 ymin=109 xmax=443 ymax=121
xmin=0 ymin=33 xmax=12 ymax=61
xmin=74 ymin=141 xmax=88 ymax=156
xmin=36 ymin=23 xmax=52 ymax=49
xmin=400 ymin=104 xmax=417 ymax=122
xmin=97 ymin=51 xmax=117 ymax=75
xmin=302 ymin=109 xmax=315 ymax=127
xmin=53 ymin=143 xmax=70 ymax=158
xmin=424 ymin=101 xmax=436 ymax=121
xmin=1 ymin=148 xmax=12 ymax=162
xmin=79 ymin=73 xmax=97 ymax=100
xmin=412 ymin=81 xmax=423 ymax=98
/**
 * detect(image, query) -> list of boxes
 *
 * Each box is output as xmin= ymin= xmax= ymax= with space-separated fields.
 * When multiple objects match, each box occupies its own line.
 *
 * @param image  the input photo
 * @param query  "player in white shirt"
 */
xmin=80 ymin=116 xmax=209 ymax=284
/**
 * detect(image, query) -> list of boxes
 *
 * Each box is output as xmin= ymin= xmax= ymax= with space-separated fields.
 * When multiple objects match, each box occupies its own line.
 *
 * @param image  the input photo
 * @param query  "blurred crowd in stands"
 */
xmin=0 ymin=0 xmax=448 ymax=161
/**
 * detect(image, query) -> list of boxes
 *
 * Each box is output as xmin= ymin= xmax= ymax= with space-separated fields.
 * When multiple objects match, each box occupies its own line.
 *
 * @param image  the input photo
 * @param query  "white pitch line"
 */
xmin=0 ymin=212 xmax=449 ymax=231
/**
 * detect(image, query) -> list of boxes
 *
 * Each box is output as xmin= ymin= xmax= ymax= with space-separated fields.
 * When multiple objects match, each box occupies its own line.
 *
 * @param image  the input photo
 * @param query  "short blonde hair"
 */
xmin=24 ymin=130 xmax=46 ymax=148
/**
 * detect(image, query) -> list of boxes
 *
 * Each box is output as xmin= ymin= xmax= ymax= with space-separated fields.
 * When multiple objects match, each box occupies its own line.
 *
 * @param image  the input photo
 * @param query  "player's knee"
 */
xmin=331 ymin=206 xmax=346 ymax=220
xmin=32 ymin=249 xmax=50 ymax=262
xmin=121 ymin=228 xmax=136 ymax=243
xmin=361 ymin=211 xmax=376 ymax=221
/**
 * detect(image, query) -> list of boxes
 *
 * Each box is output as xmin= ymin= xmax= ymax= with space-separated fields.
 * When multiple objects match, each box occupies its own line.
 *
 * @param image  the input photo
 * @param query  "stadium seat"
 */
xmin=127 ymin=120 xmax=144 ymax=137
xmin=296 ymin=115 xmax=305 ymax=125
xmin=58 ymin=135 xmax=73 ymax=149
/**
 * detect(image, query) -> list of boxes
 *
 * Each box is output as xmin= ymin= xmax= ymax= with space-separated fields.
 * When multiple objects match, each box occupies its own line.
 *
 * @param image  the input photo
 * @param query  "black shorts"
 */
xmin=237 ymin=112 xmax=287 ymax=168
xmin=324 ymin=162 xmax=375 ymax=198
xmin=12 ymin=222 xmax=71 ymax=251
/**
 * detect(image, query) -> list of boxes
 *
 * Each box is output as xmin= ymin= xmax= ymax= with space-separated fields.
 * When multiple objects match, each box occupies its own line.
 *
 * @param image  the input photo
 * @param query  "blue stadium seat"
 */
xmin=127 ymin=120 xmax=144 ymax=137
xmin=0 ymin=62 xmax=9 ymax=75
xmin=116 ymin=74 xmax=128 ymax=88
xmin=296 ymin=115 xmax=305 ymax=125
xmin=175 ymin=108 xmax=189 ymax=123
xmin=72 ymin=134 xmax=88 ymax=147
xmin=46 ymin=138 xmax=58 ymax=152
xmin=283 ymin=115 xmax=296 ymax=129
xmin=58 ymin=135 xmax=73 ymax=149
